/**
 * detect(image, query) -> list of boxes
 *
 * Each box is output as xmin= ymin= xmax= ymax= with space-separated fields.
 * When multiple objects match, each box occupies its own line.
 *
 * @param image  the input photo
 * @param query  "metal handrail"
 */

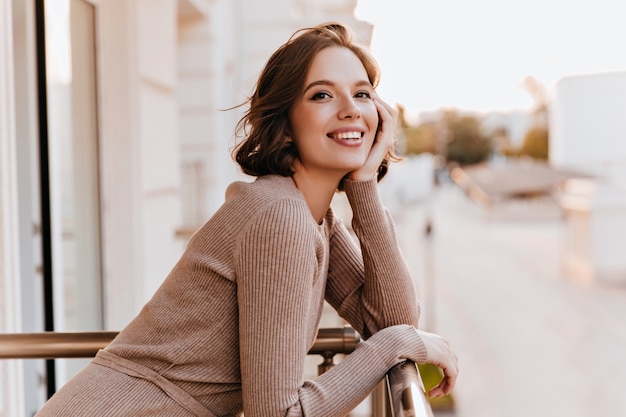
xmin=0 ymin=328 xmax=434 ymax=417
xmin=384 ymin=360 xmax=435 ymax=417
xmin=0 ymin=326 xmax=359 ymax=360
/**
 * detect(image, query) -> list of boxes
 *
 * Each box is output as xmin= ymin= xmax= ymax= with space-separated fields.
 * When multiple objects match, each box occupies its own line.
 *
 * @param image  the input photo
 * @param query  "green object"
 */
xmin=418 ymin=363 xmax=455 ymax=410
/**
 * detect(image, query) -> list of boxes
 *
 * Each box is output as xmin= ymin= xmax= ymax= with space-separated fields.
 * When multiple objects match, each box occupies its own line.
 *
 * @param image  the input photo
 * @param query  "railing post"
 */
xmin=386 ymin=360 xmax=435 ymax=417
xmin=317 ymin=351 xmax=336 ymax=375
xmin=370 ymin=378 xmax=391 ymax=417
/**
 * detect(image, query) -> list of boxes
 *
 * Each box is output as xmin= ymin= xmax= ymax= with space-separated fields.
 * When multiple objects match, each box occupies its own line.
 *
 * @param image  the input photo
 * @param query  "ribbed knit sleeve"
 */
xmin=234 ymin=197 xmax=319 ymax=417
xmin=325 ymin=177 xmax=421 ymax=338
xmin=292 ymin=324 xmax=427 ymax=416
xmin=232 ymin=191 xmax=427 ymax=417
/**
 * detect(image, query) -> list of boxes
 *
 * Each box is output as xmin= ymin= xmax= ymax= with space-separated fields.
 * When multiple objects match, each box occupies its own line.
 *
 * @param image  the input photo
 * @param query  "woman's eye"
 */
xmin=311 ymin=92 xmax=331 ymax=100
xmin=355 ymin=91 xmax=372 ymax=99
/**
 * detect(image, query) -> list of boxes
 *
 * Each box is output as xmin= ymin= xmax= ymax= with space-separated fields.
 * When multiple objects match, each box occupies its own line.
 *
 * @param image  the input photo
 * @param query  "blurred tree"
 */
xmin=404 ymin=122 xmax=439 ymax=155
xmin=518 ymin=125 xmax=549 ymax=160
xmin=443 ymin=111 xmax=492 ymax=165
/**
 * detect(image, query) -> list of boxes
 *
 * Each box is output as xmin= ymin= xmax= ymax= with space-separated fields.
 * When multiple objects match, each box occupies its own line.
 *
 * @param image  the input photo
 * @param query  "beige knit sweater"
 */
xmin=35 ymin=175 xmax=428 ymax=417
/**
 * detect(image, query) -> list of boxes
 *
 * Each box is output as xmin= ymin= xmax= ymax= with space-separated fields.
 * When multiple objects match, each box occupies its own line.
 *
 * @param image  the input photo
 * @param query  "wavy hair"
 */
xmin=233 ymin=22 xmax=393 ymax=188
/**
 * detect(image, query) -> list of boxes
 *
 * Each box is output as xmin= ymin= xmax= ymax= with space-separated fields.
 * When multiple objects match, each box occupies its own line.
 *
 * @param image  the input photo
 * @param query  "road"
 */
xmin=393 ymin=183 xmax=626 ymax=417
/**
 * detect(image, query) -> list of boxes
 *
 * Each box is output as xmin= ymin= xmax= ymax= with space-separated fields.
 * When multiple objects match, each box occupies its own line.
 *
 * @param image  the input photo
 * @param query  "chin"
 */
xmin=336 ymin=159 xmax=364 ymax=170
xmin=329 ymin=155 xmax=369 ymax=175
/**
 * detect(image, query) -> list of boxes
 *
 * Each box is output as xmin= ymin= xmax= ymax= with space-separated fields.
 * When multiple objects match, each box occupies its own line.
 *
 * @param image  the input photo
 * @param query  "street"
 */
xmin=394 ymin=183 xmax=626 ymax=417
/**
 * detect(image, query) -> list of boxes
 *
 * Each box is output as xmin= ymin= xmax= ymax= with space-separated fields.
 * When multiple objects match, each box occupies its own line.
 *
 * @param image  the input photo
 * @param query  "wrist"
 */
xmin=346 ymin=171 xmax=377 ymax=182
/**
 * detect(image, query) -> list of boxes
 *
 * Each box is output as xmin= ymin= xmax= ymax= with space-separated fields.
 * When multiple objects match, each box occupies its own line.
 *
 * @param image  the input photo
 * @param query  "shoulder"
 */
xmin=229 ymin=178 xmax=323 ymax=273
xmin=188 ymin=175 xmax=308 ymax=246
xmin=226 ymin=175 xmax=304 ymax=205
xmin=184 ymin=175 xmax=317 ymax=279
xmin=225 ymin=175 xmax=318 ymax=240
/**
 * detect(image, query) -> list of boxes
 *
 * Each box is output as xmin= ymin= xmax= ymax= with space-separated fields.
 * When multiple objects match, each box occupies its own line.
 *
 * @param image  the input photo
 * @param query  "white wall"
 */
xmin=98 ymin=0 xmax=183 ymax=328
xmin=551 ymin=71 xmax=626 ymax=284
xmin=550 ymin=71 xmax=626 ymax=179
xmin=0 ymin=1 xmax=25 ymax=415
xmin=178 ymin=0 xmax=242 ymax=221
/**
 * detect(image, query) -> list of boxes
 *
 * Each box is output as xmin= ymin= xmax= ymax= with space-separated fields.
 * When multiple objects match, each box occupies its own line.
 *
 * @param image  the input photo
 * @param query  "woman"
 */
xmin=36 ymin=22 xmax=458 ymax=417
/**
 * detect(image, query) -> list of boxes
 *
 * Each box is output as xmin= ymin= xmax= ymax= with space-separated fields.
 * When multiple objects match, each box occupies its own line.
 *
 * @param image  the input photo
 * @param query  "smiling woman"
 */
xmin=34 ymin=22 xmax=458 ymax=417
xmin=288 ymin=46 xmax=380 ymax=211
xmin=233 ymin=23 xmax=383 ymax=181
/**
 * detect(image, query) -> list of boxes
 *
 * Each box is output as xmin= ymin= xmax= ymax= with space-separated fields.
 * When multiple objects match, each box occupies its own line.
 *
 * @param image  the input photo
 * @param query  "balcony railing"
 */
xmin=0 ymin=327 xmax=359 ymax=360
xmin=385 ymin=360 xmax=435 ymax=417
xmin=0 ymin=328 xmax=434 ymax=417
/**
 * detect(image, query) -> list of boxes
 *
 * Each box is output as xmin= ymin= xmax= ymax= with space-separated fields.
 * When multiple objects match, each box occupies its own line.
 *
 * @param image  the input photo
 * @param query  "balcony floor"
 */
xmin=393 ymin=182 xmax=626 ymax=417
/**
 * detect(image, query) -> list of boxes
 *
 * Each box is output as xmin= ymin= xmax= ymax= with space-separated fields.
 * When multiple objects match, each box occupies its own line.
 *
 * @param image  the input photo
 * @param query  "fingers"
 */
xmin=374 ymin=95 xmax=396 ymax=124
xmin=346 ymin=94 xmax=396 ymax=181
xmin=345 ymin=94 xmax=398 ymax=180
xmin=414 ymin=329 xmax=459 ymax=398
xmin=429 ymin=378 xmax=451 ymax=398
xmin=372 ymin=94 xmax=397 ymax=151
xmin=428 ymin=359 xmax=458 ymax=398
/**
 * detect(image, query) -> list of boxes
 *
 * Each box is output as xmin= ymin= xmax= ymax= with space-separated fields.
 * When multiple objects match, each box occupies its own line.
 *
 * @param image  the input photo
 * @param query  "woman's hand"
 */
xmin=416 ymin=329 xmax=459 ymax=398
xmin=347 ymin=94 xmax=397 ymax=181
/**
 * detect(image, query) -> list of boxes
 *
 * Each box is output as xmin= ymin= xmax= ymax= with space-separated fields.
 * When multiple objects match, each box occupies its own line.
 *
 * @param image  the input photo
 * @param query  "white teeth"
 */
xmin=334 ymin=131 xmax=362 ymax=140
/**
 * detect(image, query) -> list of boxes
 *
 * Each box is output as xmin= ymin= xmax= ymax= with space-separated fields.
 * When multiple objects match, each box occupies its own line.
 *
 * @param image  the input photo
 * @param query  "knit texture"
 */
xmin=35 ymin=175 xmax=427 ymax=417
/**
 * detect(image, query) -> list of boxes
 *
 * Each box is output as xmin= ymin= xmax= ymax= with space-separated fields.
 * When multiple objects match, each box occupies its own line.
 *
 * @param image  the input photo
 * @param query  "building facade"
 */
xmin=0 ymin=0 xmax=372 ymax=414
xmin=550 ymin=71 xmax=626 ymax=285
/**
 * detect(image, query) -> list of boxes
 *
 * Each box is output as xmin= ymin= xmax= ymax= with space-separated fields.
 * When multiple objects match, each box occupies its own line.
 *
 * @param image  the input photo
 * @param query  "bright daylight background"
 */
xmin=355 ymin=0 xmax=626 ymax=115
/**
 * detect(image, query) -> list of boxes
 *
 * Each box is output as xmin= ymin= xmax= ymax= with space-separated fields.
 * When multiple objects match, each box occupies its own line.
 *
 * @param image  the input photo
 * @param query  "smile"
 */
xmin=328 ymin=131 xmax=364 ymax=140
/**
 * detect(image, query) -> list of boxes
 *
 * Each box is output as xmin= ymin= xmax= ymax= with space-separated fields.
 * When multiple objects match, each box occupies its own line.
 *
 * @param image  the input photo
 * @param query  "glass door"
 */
xmin=42 ymin=0 xmax=103 ymax=388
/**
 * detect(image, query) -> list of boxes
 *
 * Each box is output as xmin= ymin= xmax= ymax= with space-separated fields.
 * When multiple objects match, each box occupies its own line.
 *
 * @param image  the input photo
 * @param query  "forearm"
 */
xmin=341 ymin=178 xmax=420 ymax=333
xmin=291 ymin=325 xmax=427 ymax=417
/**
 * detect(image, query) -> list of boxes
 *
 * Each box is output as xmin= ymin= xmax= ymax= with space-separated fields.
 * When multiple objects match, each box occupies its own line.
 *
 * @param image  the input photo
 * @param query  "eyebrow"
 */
xmin=303 ymin=79 xmax=372 ymax=93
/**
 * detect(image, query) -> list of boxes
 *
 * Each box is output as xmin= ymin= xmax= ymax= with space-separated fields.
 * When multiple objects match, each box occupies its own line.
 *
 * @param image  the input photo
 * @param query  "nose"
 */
xmin=338 ymin=97 xmax=361 ymax=119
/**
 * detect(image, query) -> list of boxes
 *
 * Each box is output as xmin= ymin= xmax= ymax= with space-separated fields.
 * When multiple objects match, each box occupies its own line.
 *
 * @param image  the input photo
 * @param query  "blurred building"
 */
xmin=0 ymin=0 xmax=372 ymax=414
xmin=550 ymin=70 xmax=626 ymax=285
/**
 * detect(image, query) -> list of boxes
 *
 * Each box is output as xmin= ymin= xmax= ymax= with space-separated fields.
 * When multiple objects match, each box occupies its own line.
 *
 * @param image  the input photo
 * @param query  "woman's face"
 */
xmin=288 ymin=46 xmax=379 ymax=179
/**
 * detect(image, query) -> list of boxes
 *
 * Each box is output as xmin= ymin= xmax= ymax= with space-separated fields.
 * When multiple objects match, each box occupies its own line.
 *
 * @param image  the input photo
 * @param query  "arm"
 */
xmin=325 ymin=178 xmax=420 ymax=338
xmin=234 ymin=199 xmax=428 ymax=417
xmin=235 ymin=198 xmax=314 ymax=417
xmin=325 ymin=94 xmax=418 ymax=336
xmin=331 ymin=94 xmax=458 ymax=398
xmin=325 ymin=182 xmax=458 ymax=399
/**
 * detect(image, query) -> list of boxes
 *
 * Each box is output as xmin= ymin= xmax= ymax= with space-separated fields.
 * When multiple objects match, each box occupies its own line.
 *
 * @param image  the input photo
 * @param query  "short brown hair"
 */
xmin=233 ymin=23 xmax=389 ymax=186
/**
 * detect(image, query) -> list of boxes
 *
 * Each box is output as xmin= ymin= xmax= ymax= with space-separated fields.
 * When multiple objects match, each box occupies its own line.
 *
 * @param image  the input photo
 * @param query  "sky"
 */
xmin=354 ymin=0 xmax=626 ymax=116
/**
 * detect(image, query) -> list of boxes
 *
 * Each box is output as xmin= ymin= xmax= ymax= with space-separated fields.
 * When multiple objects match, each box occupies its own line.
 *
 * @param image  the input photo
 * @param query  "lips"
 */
xmin=327 ymin=131 xmax=364 ymax=140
